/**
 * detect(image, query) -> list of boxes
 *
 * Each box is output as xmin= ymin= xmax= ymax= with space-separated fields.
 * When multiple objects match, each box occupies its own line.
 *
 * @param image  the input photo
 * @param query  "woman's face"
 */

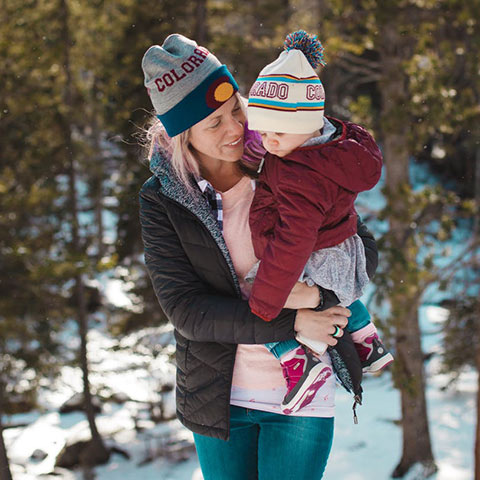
xmin=189 ymin=96 xmax=246 ymax=165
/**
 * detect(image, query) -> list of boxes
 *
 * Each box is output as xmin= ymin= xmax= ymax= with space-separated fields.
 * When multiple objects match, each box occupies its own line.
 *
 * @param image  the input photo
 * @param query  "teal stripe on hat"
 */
xmin=157 ymin=65 xmax=239 ymax=137
xmin=257 ymin=76 xmax=322 ymax=84
xmin=249 ymin=98 xmax=325 ymax=108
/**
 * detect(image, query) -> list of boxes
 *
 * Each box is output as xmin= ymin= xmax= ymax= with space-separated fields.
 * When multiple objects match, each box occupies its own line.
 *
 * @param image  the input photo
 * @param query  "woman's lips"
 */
xmin=225 ymin=137 xmax=242 ymax=147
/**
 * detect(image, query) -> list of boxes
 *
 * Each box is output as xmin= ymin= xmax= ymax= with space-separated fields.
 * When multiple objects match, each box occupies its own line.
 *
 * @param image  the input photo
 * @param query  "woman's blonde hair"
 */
xmin=146 ymin=93 xmax=248 ymax=188
xmin=147 ymin=120 xmax=199 ymax=188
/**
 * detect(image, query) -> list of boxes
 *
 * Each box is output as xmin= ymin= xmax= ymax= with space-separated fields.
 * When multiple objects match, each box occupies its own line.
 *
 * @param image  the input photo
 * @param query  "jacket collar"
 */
xmin=150 ymin=145 xmax=241 ymax=295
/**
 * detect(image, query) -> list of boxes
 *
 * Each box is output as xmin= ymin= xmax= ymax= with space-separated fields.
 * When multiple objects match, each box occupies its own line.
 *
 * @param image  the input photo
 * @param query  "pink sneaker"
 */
xmin=280 ymin=346 xmax=332 ymax=415
xmin=355 ymin=334 xmax=394 ymax=373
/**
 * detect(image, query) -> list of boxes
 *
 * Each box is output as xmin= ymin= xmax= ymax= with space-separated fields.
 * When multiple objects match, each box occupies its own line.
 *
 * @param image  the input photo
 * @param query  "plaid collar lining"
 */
xmin=198 ymin=179 xmax=224 ymax=230
xmin=197 ymin=178 xmax=256 ymax=231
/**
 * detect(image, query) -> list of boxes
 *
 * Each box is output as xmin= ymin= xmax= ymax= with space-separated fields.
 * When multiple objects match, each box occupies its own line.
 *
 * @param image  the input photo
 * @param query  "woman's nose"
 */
xmin=227 ymin=115 xmax=244 ymax=135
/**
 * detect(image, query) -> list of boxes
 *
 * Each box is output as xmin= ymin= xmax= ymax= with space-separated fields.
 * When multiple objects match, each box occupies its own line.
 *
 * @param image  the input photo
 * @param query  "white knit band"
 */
xmin=248 ymin=50 xmax=325 ymax=134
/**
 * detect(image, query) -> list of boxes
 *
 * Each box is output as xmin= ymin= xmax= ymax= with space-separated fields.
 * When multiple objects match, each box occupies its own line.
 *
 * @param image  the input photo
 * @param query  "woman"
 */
xmin=139 ymin=34 xmax=377 ymax=479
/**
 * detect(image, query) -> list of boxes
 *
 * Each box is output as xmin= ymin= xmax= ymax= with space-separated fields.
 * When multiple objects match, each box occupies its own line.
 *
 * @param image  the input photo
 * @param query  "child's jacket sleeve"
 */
xmin=248 ymin=120 xmax=382 ymax=321
xmin=249 ymin=161 xmax=342 ymax=321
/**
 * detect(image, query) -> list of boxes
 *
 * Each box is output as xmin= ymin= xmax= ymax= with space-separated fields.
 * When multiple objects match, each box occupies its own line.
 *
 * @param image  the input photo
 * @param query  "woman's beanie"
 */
xmin=142 ymin=34 xmax=239 ymax=137
xmin=247 ymin=30 xmax=326 ymax=134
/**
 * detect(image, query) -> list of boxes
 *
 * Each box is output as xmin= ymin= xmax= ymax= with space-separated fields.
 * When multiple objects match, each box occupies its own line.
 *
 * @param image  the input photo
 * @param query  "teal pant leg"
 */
xmin=347 ymin=299 xmax=371 ymax=333
xmin=264 ymin=339 xmax=300 ymax=359
xmin=194 ymin=406 xmax=334 ymax=480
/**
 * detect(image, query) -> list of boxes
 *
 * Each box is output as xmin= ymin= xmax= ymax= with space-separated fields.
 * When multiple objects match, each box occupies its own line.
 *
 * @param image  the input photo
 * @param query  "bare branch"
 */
xmin=335 ymin=56 xmax=379 ymax=79
xmin=341 ymin=51 xmax=381 ymax=71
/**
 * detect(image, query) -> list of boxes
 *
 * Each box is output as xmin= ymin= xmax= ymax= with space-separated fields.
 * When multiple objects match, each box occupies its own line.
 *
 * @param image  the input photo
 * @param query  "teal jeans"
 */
xmin=193 ymin=405 xmax=334 ymax=480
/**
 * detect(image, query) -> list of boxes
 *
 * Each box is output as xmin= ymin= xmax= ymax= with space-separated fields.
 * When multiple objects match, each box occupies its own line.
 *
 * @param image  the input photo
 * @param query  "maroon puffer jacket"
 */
xmin=248 ymin=117 xmax=383 ymax=321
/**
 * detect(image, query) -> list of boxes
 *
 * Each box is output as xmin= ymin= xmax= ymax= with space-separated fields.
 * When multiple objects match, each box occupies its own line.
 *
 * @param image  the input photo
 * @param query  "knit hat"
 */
xmin=142 ymin=34 xmax=239 ymax=137
xmin=247 ymin=31 xmax=326 ymax=134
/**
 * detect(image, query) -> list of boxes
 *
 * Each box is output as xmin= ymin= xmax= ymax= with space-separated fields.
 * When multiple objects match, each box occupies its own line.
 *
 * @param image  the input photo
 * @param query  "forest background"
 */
xmin=0 ymin=0 xmax=479 ymax=479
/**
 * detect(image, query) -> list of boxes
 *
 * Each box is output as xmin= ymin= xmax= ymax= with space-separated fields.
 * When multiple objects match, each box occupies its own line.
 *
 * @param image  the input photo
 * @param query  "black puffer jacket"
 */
xmin=139 ymin=147 xmax=378 ymax=440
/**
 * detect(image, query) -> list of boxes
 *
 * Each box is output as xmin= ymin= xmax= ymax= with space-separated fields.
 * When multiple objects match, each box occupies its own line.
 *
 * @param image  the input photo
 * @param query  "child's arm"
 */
xmin=249 ymin=162 xmax=338 ymax=321
xmin=249 ymin=179 xmax=278 ymax=259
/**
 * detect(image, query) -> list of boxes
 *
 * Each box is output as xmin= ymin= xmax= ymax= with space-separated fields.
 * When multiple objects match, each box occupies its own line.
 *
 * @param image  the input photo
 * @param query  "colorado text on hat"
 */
xmin=153 ymin=47 xmax=210 ymax=92
xmin=249 ymin=81 xmax=324 ymax=101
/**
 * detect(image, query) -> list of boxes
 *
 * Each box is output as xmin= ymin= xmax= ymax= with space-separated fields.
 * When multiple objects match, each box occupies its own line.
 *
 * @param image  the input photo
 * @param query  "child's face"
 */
xmin=259 ymin=131 xmax=316 ymax=157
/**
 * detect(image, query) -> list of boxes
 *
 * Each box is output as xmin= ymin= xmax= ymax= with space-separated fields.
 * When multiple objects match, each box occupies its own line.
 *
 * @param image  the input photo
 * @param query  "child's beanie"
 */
xmin=248 ymin=31 xmax=326 ymax=134
xmin=142 ymin=34 xmax=238 ymax=137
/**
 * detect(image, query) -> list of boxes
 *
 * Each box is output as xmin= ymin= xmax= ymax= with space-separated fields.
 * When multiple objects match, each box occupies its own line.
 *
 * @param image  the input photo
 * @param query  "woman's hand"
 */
xmin=294 ymin=306 xmax=350 ymax=346
xmin=284 ymin=282 xmax=320 ymax=309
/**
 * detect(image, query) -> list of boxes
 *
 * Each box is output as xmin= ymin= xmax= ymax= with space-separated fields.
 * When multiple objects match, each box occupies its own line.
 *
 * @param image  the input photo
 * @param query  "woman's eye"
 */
xmin=210 ymin=121 xmax=220 ymax=129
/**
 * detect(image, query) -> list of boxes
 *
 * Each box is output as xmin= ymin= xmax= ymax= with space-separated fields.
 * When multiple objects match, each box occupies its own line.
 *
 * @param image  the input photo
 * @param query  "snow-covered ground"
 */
xmin=3 ymin=305 xmax=475 ymax=480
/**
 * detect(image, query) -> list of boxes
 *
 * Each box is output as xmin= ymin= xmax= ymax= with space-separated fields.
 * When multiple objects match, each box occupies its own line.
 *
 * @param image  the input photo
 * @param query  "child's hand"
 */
xmin=284 ymin=282 xmax=320 ymax=309
xmin=294 ymin=307 xmax=351 ymax=346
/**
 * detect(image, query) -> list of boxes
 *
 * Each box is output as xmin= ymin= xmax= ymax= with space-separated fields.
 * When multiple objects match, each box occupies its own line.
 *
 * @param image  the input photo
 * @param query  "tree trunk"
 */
xmin=392 ymin=301 xmax=436 ymax=478
xmin=378 ymin=23 xmax=437 ymax=479
xmin=194 ymin=0 xmax=207 ymax=44
xmin=59 ymin=0 xmax=109 ymax=467
xmin=476 ymin=339 xmax=480 ymax=480
xmin=76 ymin=272 xmax=110 ymax=466
xmin=91 ymin=78 xmax=105 ymax=261
xmin=474 ymin=148 xmax=480 ymax=480
xmin=0 ymin=421 xmax=12 ymax=480
xmin=0 ymin=385 xmax=13 ymax=480
xmin=93 ymin=176 xmax=105 ymax=261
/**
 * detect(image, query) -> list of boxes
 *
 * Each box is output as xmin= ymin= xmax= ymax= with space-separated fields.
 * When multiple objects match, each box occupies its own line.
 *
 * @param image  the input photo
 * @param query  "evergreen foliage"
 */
xmin=0 ymin=0 xmax=70 ymax=413
xmin=309 ymin=1 xmax=479 ymax=477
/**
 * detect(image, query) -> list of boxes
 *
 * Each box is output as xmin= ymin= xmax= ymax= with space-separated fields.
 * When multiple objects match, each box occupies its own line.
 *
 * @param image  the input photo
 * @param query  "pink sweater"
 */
xmin=221 ymin=176 xmax=335 ymax=417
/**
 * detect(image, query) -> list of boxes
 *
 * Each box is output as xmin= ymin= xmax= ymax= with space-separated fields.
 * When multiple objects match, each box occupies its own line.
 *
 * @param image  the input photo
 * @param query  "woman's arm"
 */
xmin=295 ymin=306 xmax=350 ymax=346
xmin=284 ymin=281 xmax=321 ymax=309
xmin=140 ymin=180 xmax=351 ymax=345
xmin=140 ymin=178 xmax=297 ymax=344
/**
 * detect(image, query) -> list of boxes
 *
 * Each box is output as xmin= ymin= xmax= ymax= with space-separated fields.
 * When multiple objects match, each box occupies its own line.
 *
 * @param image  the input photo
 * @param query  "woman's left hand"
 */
xmin=284 ymin=282 xmax=320 ymax=309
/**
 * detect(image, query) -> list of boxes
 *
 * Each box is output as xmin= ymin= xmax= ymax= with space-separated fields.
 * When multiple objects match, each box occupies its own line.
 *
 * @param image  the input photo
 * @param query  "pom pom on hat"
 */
xmin=248 ymin=29 xmax=326 ymax=134
xmin=284 ymin=30 xmax=326 ymax=69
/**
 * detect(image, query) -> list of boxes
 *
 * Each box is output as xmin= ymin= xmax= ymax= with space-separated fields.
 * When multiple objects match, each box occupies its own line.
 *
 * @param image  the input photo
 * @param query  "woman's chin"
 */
xmin=221 ymin=143 xmax=244 ymax=162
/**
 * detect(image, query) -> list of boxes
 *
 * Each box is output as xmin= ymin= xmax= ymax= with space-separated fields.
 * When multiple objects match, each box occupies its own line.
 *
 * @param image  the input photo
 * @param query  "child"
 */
xmin=246 ymin=31 xmax=393 ymax=414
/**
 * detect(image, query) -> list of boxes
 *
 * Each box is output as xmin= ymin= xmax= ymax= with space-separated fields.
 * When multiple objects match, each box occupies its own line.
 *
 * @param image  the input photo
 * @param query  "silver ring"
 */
xmin=332 ymin=325 xmax=342 ymax=338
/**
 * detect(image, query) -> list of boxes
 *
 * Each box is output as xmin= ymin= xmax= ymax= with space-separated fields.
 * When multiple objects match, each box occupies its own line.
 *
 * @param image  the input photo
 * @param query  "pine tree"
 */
xmin=57 ymin=0 xmax=110 ymax=467
xmin=440 ymin=152 xmax=480 ymax=479
xmin=0 ymin=1 xmax=73 ymax=474
xmin=0 ymin=411 xmax=12 ymax=480
xmin=315 ymin=1 xmax=479 ymax=476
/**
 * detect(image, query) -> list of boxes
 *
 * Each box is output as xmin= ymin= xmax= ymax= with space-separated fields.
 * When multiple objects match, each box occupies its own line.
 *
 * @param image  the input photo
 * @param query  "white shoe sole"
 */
xmin=295 ymin=334 xmax=328 ymax=356
xmin=281 ymin=364 xmax=332 ymax=415
xmin=363 ymin=353 xmax=394 ymax=373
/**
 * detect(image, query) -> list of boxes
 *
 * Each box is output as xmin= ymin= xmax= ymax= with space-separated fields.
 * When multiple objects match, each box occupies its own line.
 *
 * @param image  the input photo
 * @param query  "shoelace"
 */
xmin=281 ymin=365 xmax=293 ymax=390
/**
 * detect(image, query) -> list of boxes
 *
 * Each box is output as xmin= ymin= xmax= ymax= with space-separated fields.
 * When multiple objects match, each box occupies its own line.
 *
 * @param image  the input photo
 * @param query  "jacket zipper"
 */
xmin=158 ymin=189 xmax=242 ymax=298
